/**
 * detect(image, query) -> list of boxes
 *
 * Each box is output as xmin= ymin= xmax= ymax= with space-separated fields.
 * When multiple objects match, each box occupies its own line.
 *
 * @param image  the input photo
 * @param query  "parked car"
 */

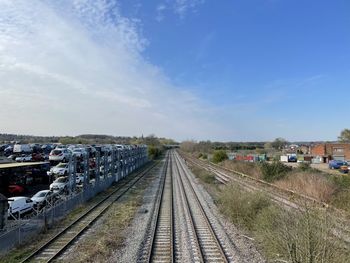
xmin=72 ymin=148 xmax=86 ymax=158
xmin=8 ymin=185 xmax=25 ymax=195
xmin=47 ymin=162 xmax=71 ymax=177
xmin=32 ymin=152 xmax=45 ymax=161
xmin=76 ymin=174 xmax=85 ymax=184
xmin=339 ymin=165 xmax=349 ymax=174
xmin=7 ymin=154 xmax=17 ymax=161
xmin=4 ymin=146 xmax=13 ymax=156
xmin=49 ymin=176 xmax=73 ymax=193
xmin=55 ymin=145 xmax=67 ymax=149
xmin=49 ymin=149 xmax=71 ymax=162
xmin=31 ymin=190 xmax=58 ymax=209
xmin=7 ymin=196 xmax=33 ymax=219
xmin=15 ymin=154 xmax=32 ymax=162
xmin=329 ymin=160 xmax=348 ymax=169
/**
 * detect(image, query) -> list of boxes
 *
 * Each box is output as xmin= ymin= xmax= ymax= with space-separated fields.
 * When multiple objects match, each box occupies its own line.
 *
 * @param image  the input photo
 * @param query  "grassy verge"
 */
xmin=210 ymin=156 xmax=350 ymax=212
xmin=189 ymin=164 xmax=349 ymax=263
xmin=187 ymin=164 xmax=219 ymax=199
xmin=217 ymin=183 xmax=349 ymax=263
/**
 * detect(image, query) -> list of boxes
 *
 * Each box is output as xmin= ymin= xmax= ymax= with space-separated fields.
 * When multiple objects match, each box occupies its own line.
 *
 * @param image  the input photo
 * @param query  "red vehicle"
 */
xmin=32 ymin=153 xmax=45 ymax=162
xmin=89 ymin=159 xmax=96 ymax=169
xmin=8 ymin=185 xmax=25 ymax=195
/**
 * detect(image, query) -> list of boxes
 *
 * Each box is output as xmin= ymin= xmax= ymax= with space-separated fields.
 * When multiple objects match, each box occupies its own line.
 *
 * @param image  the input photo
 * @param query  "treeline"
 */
xmin=180 ymin=140 xmax=265 ymax=153
xmin=0 ymin=133 xmax=177 ymax=146
xmin=0 ymin=133 xmax=60 ymax=143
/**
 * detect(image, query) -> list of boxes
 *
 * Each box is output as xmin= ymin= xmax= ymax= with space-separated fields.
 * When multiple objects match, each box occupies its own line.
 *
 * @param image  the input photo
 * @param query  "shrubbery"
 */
xmin=148 ymin=146 xmax=162 ymax=159
xmin=259 ymin=161 xmax=292 ymax=182
xmin=212 ymin=150 xmax=228 ymax=163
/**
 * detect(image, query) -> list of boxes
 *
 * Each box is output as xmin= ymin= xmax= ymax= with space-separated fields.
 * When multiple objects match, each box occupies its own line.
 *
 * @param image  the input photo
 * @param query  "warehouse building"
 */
xmin=310 ymin=143 xmax=350 ymax=162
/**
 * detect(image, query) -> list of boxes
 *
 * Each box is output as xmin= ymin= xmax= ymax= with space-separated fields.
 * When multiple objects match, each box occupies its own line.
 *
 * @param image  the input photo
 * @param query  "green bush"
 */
xmin=259 ymin=161 xmax=291 ymax=182
xmin=212 ymin=150 xmax=228 ymax=163
xmin=148 ymin=146 xmax=162 ymax=159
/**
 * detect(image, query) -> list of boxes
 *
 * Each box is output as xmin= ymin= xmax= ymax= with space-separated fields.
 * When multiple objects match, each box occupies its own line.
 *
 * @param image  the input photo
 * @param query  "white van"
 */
xmin=13 ymin=144 xmax=32 ymax=154
xmin=8 ymin=196 xmax=33 ymax=219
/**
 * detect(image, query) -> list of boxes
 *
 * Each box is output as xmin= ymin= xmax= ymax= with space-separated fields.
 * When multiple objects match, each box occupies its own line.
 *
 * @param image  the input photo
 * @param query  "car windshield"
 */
xmin=33 ymin=192 xmax=47 ymax=198
xmin=74 ymin=149 xmax=82 ymax=152
xmin=56 ymin=163 xmax=67 ymax=168
xmin=53 ymin=150 xmax=61 ymax=154
xmin=55 ymin=177 xmax=67 ymax=183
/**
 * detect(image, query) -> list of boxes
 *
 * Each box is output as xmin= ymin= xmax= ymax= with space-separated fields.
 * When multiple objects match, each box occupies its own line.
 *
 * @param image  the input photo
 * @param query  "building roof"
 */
xmin=0 ymin=162 xmax=49 ymax=170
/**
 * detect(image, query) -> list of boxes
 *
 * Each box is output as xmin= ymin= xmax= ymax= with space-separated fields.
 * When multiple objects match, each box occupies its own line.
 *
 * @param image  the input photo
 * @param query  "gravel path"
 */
xmin=108 ymin=160 xmax=166 ymax=263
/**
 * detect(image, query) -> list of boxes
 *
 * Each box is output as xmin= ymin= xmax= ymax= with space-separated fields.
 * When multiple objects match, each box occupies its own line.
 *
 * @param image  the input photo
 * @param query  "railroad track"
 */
xmin=21 ymin=162 xmax=159 ymax=263
xmin=148 ymin=152 xmax=175 ymax=262
xmin=140 ymin=151 xmax=233 ymax=262
xmin=139 ymin=152 xmax=172 ymax=262
xmin=173 ymin=152 xmax=231 ymax=263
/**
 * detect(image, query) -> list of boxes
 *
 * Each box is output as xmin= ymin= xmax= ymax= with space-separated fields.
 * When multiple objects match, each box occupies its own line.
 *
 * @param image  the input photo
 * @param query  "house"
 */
xmin=310 ymin=143 xmax=350 ymax=162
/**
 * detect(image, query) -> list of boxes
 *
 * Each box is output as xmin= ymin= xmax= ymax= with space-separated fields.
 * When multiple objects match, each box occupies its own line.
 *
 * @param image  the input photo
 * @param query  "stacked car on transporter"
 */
xmin=3 ymin=144 xmax=148 ymax=220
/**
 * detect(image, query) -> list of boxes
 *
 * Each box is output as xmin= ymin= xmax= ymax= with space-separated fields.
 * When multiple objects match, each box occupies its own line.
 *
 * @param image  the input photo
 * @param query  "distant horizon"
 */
xmin=0 ymin=132 xmax=343 ymax=144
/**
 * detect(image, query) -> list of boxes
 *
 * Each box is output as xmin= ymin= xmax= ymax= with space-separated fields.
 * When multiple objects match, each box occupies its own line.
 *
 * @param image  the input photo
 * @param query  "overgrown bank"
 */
xmin=188 ymin=149 xmax=350 ymax=212
xmin=218 ymin=184 xmax=349 ymax=263
xmin=188 ymin=164 xmax=349 ymax=263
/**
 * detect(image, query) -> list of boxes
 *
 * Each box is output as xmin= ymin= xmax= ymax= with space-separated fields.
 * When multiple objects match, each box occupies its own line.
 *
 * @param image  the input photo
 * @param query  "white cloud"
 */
xmin=156 ymin=4 xmax=167 ymax=22
xmin=0 ymin=0 xmax=222 ymax=140
xmin=173 ymin=0 xmax=204 ymax=19
xmin=154 ymin=0 xmax=204 ymax=21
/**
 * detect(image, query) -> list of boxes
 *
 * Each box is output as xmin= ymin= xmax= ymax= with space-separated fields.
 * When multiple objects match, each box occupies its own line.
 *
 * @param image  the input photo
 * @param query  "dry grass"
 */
xmin=220 ymin=160 xmax=337 ymax=203
xmin=217 ymin=183 xmax=348 ymax=263
xmin=60 ymin=200 xmax=139 ymax=263
xmin=275 ymin=171 xmax=336 ymax=202
xmin=221 ymin=160 xmax=262 ymax=179
xmin=57 ymin=174 xmax=155 ymax=263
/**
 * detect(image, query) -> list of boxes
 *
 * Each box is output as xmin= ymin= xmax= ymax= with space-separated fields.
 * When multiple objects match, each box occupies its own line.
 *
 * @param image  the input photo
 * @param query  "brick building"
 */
xmin=310 ymin=143 xmax=350 ymax=162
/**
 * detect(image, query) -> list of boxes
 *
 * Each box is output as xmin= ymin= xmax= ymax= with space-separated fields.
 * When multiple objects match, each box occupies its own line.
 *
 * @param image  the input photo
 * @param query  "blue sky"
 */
xmin=0 ymin=0 xmax=349 ymax=141
xmin=120 ymin=0 xmax=350 ymax=140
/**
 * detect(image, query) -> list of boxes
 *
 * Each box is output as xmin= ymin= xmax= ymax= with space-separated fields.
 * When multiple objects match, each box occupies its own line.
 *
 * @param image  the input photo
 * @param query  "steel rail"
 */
xmin=174 ymin=152 xmax=229 ymax=263
xmin=147 ymin=152 xmax=174 ymax=263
